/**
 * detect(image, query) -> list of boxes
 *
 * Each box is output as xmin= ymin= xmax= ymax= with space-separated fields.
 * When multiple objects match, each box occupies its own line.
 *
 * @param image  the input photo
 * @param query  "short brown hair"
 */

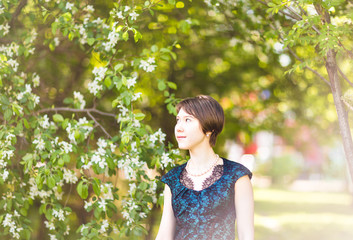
xmin=176 ymin=95 xmax=224 ymax=147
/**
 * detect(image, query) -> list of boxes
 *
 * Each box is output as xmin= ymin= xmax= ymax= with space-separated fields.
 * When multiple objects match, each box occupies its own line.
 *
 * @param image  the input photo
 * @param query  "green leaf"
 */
xmin=77 ymin=181 xmax=89 ymax=199
xmin=134 ymin=31 xmax=142 ymax=42
xmin=139 ymin=181 xmax=148 ymax=191
xmin=167 ymin=81 xmax=177 ymax=90
xmin=92 ymin=179 xmax=101 ymax=196
xmin=114 ymin=63 xmax=124 ymax=72
xmin=51 ymin=21 xmax=58 ymax=35
xmin=4 ymin=108 xmax=12 ymax=121
xmin=134 ymin=112 xmax=145 ymax=121
xmin=151 ymin=45 xmax=158 ymax=52
xmin=53 ymin=114 xmax=64 ymax=122
xmin=158 ymin=80 xmax=166 ymax=91
xmin=22 ymin=153 xmax=33 ymax=162
xmin=63 ymin=154 xmax=71 ymax=163
xmin=122 ymin=31 xmax=129 ymax=41
xmin=23 ymin=118 xmax=30 ymax=129
xmin=87 ymin=38 xmax=95 ymax=46
xmin=58 ymin=158 xmax=64 ymax=167
xmin=47 ymin=176 xmax=56 ymax=189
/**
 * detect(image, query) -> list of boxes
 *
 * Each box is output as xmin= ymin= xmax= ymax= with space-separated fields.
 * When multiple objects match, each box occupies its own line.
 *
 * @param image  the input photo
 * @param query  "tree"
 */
xmin=0 ymin=0 xmax=183 ymax=239
xmin=203 ymin=0 xmax=353 ymax=181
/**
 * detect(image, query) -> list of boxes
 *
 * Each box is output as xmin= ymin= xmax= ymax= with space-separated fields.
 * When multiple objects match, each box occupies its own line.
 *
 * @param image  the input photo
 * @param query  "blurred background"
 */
xmin=2 ymin=0 xmax=353 ymax=239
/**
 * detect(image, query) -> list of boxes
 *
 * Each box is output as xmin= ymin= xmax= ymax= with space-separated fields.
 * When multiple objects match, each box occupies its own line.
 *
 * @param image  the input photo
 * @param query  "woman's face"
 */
xmin=175 ymin=108 xmax=209 ymax=150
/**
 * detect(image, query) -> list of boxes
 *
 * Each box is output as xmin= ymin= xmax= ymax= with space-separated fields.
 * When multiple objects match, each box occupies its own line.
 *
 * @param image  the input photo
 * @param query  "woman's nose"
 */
xmin=175 ymin=122 xmax=183 ymax=132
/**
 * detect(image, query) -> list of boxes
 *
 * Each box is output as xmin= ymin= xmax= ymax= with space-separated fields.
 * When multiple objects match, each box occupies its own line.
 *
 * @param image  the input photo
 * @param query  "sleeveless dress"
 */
xmin=161 ymin=158 xmax=252 ymax=240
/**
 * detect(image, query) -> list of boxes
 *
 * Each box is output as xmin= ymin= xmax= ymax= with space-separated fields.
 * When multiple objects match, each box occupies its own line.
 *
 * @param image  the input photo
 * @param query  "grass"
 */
xmin=253 ymin=188 xmax=353 ymax=240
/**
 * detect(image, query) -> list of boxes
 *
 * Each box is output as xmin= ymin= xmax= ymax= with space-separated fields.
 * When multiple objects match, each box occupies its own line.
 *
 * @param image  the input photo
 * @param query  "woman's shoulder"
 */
xmin=161 ymin=163 xmax=186 ymax=184
xmin=223 ymin=158 xmax=252 ymax=180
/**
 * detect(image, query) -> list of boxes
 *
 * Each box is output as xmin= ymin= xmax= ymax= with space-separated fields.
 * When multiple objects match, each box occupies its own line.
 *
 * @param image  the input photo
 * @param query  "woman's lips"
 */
xmin=176 ymin=136 xmax=186 ymax=140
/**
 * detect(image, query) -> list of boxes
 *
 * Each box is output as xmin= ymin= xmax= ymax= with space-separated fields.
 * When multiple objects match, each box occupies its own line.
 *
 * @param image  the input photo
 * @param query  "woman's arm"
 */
xmin=234 ymin=175 xmax=254 ymax=240
xmin=155 ymin=184 xmax=176 ymax=240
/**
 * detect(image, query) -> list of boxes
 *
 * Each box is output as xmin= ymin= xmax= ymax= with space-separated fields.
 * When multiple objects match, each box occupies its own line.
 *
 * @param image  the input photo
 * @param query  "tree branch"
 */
xmin=37 ymin=107 xmax=116 ymax=118
xmin=9 ymin=0 xmax=28 ymax=28
xmin=254 ymin=0 xmax=321 ymax=34
xmin=269 ymin=21 xmax=330 ymax=86
xmin=287 ymin=46 xmax=330 ymax=86
xmin=87 ymin=111 xmax=112 ymax=139
xmin=255 ymin=0 xmax=301 ymax=21
xmin=338 ymin=67 xmax=353 ymax=88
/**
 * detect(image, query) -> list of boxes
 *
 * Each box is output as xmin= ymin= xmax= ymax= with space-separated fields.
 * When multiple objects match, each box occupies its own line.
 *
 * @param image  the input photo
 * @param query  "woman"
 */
xmin=156 ymin=95 xmax=254 ymax=240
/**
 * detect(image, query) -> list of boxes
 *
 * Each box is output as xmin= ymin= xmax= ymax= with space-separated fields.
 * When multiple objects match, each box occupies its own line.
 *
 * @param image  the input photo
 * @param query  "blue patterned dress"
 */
xmin=161 ymin=158 xmax=252 ymax=240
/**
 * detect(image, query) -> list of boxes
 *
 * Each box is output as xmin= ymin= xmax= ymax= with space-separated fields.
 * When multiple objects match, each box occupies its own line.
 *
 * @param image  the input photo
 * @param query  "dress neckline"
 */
xmin=178 ymin=158 xmax=227 ymax=193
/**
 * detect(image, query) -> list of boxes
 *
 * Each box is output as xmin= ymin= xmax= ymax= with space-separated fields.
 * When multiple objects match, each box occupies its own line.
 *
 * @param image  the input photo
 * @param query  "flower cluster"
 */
xmin=65 ymin=117 xmax=93 ymax=144
xmin=80 ymin=138 xmax=115 ymax=171
xmin=73 ymin=91 xmax=86 ymax=109
xmin=63 ymin=168 xmax=78 ymax=184
xmin=0 ymin=22 xmax=10 ymax=36
xmin=0 ymin=133 xmax=15 ymax=182
xmin=117 ymin=154 xmax=145 ymax=180
xmin=148 ymin=128 xmax=166 ymax=147
xmin=139 ymin=57 xmax=157 ymax=72
xmin=2 ymin=212 xmax=23 ymax=239
xmin=121 ymin=199 xmax=139 ymax=226
xmin=16 ymin=83 xmax=40 ymax=108
xmin=88 ymin=67 xmax=107 ymax=95
xmin=160 ymin=152 xmax=175 ymax=170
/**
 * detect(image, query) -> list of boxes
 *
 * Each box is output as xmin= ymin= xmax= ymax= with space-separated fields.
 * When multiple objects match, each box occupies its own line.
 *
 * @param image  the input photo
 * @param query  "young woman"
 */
xmin=156 ymin=95 xmax=254 ymax=240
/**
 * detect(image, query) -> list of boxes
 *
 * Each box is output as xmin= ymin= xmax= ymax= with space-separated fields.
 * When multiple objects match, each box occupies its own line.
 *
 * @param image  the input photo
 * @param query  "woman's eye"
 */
xmin=186 ymin=118 xmax=191 ymax=122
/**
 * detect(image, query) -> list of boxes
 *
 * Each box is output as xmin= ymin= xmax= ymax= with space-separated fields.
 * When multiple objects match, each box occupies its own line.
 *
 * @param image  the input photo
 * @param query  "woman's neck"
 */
xmin=188 ymin=147 xmax=217 ymax=169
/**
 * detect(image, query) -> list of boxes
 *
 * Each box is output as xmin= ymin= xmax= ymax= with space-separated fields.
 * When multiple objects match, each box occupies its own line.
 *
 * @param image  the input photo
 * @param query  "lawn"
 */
xmin=253 ymin=188 xmax=353 ymax=240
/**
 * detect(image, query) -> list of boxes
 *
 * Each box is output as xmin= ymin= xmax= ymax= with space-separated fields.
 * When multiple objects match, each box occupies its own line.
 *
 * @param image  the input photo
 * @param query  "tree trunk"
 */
xmin=326 ymin=49 xmax=353 ymax=183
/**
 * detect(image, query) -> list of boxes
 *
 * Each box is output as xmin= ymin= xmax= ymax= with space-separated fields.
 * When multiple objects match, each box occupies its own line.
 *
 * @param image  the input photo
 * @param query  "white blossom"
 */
xmin=0 ymin=22 xmax=10 ymax=36
xmin=139 ymin=58 xmax=157 ymax=72
xmin=33 ymin=136 xmax=45 ymax=151
xmin=128 ymin=183 xmax=136 ymax=196
xmin=59 ymin=141 xmax=73 ymax=154
xmin=52 ymin=209 xmax=65 ymax=221
xmin=7 ymin=59 xmax=19 ymax=72
xmin=73 ymin=91 xmax=86 ymax=109
xmin=49 ymin=234 xmax=57 ymax=240
xmin=32 ymin=94 xmax=40 ymax=107
xmin=44 ymin=220 xmax=55 ymax=230
xmin=132 ymin=92 xmax=142 ymax=101
xmin=32 ymin=73 xmax=40 ymax=87
xmin=129 ymin=11 xmax=139 ymax=21
xmin=85 ymin=5 xmax=94 ymax=12
xmin=98 ymin=198 xmax=107 ymax=211
xmin=92 ymin=67 xmax=107 ymax=81
xmin=99 ymin=219 xmax=109 ymax=234
xmin=63 ymin=168 xmax=78 ymax=184
xmin=97 ymin=138 xmax=107 ymax=148
xmin=124 ymin=6 xmax=131 ymax=12
xmin=84 ymin=200 xmax=92 ymax=210
xmin=88 ymin=80 xmax=103 ymax=96
xmin=101 ymin=183 xmax=114 ymax=200
xmin=54 ymin=37 xmax=60 ymax=46
xmin=126 ymin=76 xmax=137 ymax=89
xmin=65 ymin=2 xmax=74 ymax=11
xmin=1 ymin=169 xmax=9 ymax=181
xmin=93 ymin=17 xmax=103 ymax=25
xmin=116 ymin=11 xmax=124 ymax=19
xmin=160 ymin=152 xmax=175 ymax=169
xmin=39 ymin=115 xmax=50 ymax=129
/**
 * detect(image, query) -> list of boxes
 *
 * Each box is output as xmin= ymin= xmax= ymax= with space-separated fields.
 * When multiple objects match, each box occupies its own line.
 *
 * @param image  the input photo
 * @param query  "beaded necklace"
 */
xmin=186 ymin=154 xmax=220 ymax=177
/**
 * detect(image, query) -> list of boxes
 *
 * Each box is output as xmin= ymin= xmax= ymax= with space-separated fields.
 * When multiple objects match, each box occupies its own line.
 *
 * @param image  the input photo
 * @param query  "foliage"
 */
xmin=0 ymin=0 xmax=185 ymax=239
